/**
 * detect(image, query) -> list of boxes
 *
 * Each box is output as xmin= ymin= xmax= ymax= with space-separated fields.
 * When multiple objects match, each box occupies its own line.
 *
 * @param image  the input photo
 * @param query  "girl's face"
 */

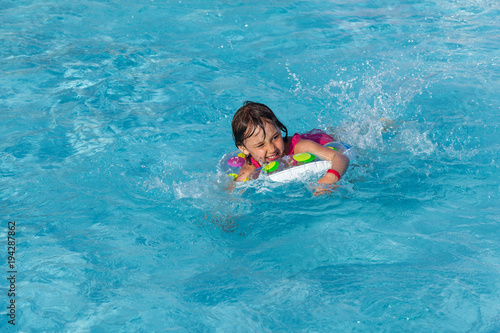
xmin=238 ymin=121 xmax=285 ymax=164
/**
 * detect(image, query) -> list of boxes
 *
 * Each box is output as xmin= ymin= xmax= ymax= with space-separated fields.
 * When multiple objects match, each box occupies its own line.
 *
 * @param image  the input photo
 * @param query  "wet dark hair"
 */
xmin=231 ymin=101 xmax=288 ymax=165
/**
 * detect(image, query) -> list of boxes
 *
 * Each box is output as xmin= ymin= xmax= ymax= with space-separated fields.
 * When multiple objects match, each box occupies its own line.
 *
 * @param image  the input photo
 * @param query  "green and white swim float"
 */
xmin=219 ymin=141 xmax=355 ymax=182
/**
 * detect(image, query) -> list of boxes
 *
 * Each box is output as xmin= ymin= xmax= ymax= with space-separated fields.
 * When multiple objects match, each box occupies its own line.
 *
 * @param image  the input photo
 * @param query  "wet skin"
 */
xmin=234 ymin=122 xmax=349 ymax=192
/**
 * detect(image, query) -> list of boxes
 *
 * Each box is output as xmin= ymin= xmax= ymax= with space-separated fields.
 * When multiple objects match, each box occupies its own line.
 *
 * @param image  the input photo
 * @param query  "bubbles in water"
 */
xmin=395 ymin=128 xmax=436 ymax=156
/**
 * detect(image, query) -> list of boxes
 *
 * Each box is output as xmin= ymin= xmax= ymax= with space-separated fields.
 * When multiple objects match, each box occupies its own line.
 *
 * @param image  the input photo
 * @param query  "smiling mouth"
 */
xmin=266 ymin=151 xmax=280 ymax=161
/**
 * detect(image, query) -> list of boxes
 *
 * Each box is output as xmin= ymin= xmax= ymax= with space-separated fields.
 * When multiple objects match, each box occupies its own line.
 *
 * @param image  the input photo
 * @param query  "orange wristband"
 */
xmin=326 ymin=169 xmax=341 ymax=180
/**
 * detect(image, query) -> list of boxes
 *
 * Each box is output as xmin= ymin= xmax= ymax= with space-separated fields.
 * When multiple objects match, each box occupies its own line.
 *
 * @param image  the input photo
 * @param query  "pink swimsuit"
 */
xmin=248 ymin=129 xmax=334 ymax=168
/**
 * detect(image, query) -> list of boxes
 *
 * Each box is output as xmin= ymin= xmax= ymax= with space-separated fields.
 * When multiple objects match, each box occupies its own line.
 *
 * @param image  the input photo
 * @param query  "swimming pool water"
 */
xmin=1 ymin=0 xmax=499 ymax=331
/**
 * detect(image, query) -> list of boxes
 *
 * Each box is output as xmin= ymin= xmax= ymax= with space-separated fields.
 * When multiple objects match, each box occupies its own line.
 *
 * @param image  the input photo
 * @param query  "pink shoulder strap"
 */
xmin=249 ymin=156 xmax=262 ymax=168
xmin=288 ymin=133 xmax=302 ymax=155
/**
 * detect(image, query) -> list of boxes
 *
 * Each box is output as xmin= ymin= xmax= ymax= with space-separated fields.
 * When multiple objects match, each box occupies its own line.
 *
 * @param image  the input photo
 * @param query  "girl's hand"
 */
xmin=313 ymin=186 xmax=332 ymax=196
xmin=313 ymin=172 xmax=339 ymax=196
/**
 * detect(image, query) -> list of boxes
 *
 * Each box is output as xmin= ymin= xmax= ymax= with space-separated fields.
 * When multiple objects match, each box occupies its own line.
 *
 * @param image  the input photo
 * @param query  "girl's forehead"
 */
xmin=246 ymin=121 xmax=278 ymax=139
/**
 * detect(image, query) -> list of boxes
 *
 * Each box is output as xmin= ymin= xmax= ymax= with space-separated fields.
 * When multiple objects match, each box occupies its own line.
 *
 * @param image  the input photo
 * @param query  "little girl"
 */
xmin=231 ymin=101 xmax=349 ymax=185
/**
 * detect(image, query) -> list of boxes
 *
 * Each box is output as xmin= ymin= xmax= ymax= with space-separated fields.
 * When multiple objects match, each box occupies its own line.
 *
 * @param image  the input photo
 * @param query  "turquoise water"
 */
xmin=1 ymin=0 xmax=499 ymax=331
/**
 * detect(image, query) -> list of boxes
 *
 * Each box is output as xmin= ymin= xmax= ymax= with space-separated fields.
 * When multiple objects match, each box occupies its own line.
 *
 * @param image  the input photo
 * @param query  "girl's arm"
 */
xmin=227 ymin=163 xmax=256 ymax=193
xmin=294 ymin=139 xmax=350 ymax=184
xmin=235 ymin=163 xmax=257 ymax=182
